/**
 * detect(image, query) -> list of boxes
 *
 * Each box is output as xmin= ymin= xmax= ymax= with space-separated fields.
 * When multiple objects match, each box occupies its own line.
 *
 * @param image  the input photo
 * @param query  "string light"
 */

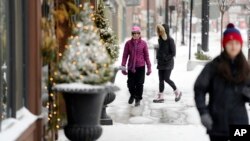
xmin=95 ymin=70 xmax=99 ymax=74
xmin=50 ymin=93 xmax=54 ymax=97
xmin=42 ymin=0 xmax=61 ymax=137
xmin=77 ymin=23 xmax=83 ymax=28
xmin=83 ymin=26 xmax=88 ymax=30
xmin=80 ymin=75 xmax=84 ymax=79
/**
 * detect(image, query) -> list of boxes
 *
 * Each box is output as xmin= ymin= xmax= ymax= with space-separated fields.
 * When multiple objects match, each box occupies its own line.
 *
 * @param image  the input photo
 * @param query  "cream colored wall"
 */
xmin=116 ymin=0 xmax=125 ymax=43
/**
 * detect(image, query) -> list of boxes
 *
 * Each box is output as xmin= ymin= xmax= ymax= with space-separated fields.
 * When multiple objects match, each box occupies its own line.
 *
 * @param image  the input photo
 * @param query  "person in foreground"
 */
xmin=194 ymin=23 xmax=250 ymax=141
xmin=121 ymin=26 xmax=152 ymax=107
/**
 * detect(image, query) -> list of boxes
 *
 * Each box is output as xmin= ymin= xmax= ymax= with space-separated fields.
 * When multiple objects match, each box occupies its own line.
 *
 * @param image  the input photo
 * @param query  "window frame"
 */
xmin=0 ymin=0 xmax=28 ymax=131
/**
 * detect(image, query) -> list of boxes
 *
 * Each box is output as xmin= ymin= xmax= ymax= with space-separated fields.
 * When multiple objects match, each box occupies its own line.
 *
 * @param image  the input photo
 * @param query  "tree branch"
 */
xmin=225 ymin=0 xmax=235 ymax=12
xmin=217 ymin=0 xmax=223 ymax=12
xmin=228 ymin=0 xmax=235 ymax=8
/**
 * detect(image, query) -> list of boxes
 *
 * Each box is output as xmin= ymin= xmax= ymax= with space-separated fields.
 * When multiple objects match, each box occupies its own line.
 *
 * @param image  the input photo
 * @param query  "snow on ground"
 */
xmin=58 ymin=31 xmax=250 ymax=141
xmin=99 ymin=124 xmax=208 ymax=141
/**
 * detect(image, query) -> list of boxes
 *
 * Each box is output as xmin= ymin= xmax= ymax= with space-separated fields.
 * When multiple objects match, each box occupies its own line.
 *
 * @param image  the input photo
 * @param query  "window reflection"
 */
xmin=0 ymin=0 xmax=8 ymax=121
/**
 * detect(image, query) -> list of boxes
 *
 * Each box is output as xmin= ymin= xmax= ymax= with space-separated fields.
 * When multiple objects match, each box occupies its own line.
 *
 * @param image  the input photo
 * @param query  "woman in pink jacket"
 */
xmin=121 ymin=26 xmax=152 ymax=107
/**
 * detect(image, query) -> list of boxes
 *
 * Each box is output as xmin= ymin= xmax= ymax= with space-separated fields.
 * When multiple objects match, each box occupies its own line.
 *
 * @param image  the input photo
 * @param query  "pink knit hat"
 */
xmin=131 ymin=26 xmax=141 ymax=32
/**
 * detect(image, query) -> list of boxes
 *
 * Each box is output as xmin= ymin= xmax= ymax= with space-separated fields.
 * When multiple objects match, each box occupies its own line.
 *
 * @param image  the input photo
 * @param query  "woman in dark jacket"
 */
xmin=194 ymin=23 xmax=250 ymax=141
xmin=153 ymin=24 xmax=182 ymax=103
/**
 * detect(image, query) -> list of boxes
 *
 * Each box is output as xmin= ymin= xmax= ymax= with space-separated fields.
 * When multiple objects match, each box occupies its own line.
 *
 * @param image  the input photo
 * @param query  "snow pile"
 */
xmin=0 ymin=108 xmax=38 ymax=141
xmin=53 ymin=82 xmax=119 ymax=94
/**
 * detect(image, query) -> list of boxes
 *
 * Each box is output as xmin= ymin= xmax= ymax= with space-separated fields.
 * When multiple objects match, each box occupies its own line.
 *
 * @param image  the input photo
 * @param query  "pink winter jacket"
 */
xmin=121 ymin=38 xmax=151 ymax=73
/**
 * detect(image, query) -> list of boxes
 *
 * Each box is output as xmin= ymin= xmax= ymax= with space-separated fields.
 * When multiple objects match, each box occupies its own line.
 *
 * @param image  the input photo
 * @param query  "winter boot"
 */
xmin=128 ymin=96 xmax=134 ymax=104
xmin=135 ymin=99 xmax=141 ymax=107
xmin=174 ymin=89 xmax=182 ymax=102
xmin=153 ymin=93 xmax=164 ymax=103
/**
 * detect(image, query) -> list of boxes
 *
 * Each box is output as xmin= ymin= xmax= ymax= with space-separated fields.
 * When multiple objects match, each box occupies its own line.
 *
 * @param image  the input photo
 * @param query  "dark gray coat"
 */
xmin=156 ymin=37 xmax=176 ymax=70
xmin=194 ymin=56 xmax=250 ymax=136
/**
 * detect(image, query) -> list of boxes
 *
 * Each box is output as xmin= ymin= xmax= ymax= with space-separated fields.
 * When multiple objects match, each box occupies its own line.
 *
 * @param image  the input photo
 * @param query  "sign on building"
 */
xmin=126 ymin=0 xmax=141 ymax=6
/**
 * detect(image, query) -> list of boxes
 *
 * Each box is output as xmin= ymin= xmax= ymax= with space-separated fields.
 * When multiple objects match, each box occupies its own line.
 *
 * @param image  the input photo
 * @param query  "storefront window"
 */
xmin=0 ymin=0 xmax=8 ymax=124
xmin=0 ymin=0 xmax=27 ymax=132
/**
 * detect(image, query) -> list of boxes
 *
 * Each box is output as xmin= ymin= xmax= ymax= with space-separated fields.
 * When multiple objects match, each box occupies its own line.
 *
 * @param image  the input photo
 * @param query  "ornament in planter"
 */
xmin=54 ymin=3 xmax=118 ymax=141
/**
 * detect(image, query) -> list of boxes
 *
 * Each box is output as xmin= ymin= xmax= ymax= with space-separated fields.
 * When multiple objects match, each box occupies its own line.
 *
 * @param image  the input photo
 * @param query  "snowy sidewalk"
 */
xmin=99 ymin=38 xmax=249 ymax=141
xmin=97 ymin=43 xmax=210 ymax=141
xmin=58 ymin=45 xmax=210 ymax=141
xmin=58 ymin=37 xmax=250 ymax=141
xmin=99 ymin=124 xmax=208 ymax=141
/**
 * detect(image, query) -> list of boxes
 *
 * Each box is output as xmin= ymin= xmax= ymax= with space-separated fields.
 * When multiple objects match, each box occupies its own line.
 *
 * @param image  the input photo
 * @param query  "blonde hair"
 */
xmin=156 ymin=24 xmax=167 ymax=40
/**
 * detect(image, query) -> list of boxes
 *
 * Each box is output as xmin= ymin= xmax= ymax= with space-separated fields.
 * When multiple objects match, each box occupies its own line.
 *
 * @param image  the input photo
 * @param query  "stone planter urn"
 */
xmin=53 ymin=83 xmax=118 ymax=141
xmin=100 ymin=68 xmax=119 ymax=125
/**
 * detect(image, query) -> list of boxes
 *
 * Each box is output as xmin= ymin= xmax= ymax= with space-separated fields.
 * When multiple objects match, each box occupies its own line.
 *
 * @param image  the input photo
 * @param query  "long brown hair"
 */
xmin=217 ymin=51 xmax=250 ymax=84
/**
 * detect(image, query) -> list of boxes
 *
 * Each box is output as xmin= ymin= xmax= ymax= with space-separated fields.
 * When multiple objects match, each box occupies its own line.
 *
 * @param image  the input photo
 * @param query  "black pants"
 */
xmin=158 ymin=69 xmax=177 ymax=93
xmin=127 ymin=66 xmax=145 ymax=100
xmin=209 ymin=135 xmax=229 ymax=141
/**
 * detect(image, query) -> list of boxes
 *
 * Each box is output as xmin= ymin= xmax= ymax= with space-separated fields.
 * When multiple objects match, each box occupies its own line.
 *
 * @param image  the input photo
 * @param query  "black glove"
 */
xmin=201 ymin=113 xmax=213 ymax=130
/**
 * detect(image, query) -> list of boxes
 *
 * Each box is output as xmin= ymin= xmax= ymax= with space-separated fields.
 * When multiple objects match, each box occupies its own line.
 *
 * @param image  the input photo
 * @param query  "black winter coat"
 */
xmin=194 ymin=55 xmax=250 ymax=136
xmin=156 ymin=37 xmax=176 ymax=70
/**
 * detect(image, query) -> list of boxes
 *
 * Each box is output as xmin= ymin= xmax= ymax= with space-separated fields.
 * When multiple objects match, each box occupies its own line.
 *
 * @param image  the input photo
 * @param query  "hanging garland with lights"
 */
xmin=41 ymin=0 xmax=79 ymax=140
xmin=94 ymin=0 xmax=119 ymax=63
xmin=41 ymin=0 xmax=60 ymax=140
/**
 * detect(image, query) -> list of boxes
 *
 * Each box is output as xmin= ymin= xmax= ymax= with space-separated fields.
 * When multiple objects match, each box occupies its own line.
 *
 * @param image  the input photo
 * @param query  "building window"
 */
xmin=0 ymin=0 xmax=8 ymax=123
xmin=0 ymin=0 xmax=27 ymax=131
